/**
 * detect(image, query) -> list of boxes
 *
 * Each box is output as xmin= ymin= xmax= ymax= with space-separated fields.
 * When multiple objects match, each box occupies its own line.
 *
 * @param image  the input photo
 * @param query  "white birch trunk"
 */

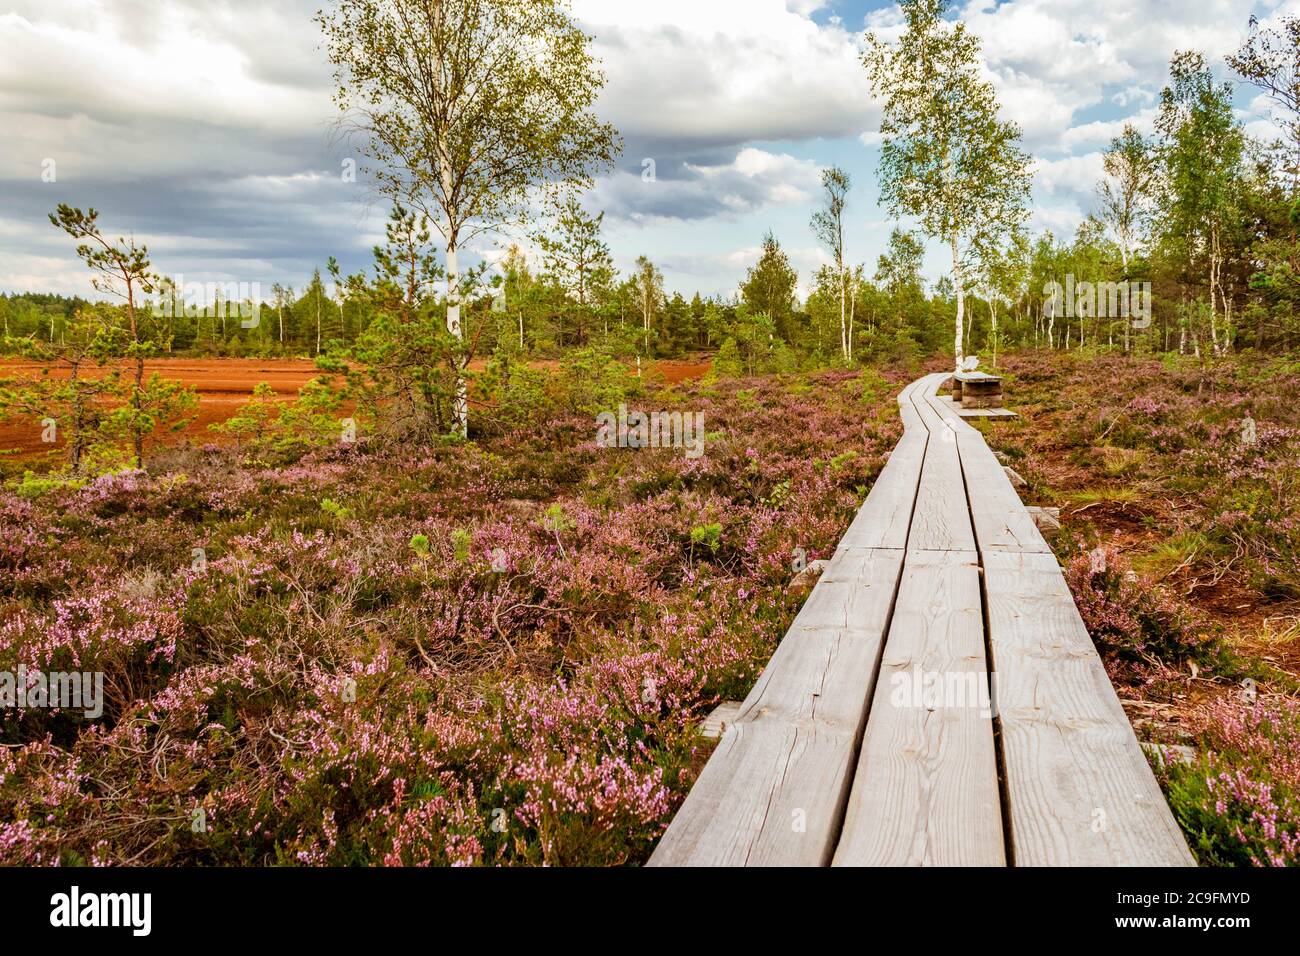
xmin=950 ymin=233 xmax=964 ymax=368
xmin=446 ymin=242 xmax=467 ymax=437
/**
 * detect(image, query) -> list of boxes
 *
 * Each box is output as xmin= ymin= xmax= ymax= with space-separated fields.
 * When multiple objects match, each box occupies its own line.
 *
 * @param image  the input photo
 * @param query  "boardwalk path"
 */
xmin=650 ymin=373 xmax=1194 ymax=867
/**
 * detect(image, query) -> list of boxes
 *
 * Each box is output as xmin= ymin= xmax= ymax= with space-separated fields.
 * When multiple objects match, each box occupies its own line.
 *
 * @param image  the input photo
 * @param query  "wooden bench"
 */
xmin=649 ymin=373 xmax=1192 ymax=867
xmin=952 ymin=371 xmax=1003 ymax=409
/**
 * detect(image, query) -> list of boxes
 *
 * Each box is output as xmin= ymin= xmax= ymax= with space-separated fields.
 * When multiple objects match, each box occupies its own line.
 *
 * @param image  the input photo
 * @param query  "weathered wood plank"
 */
xmin=905 ymin=384 xmax=977 ymax=552
xmin=649 ymin=549 xmax=906 ymax=866
xmin=982 ymin=550 xmax=1194 ymax=866
xmin=833 ymin=550 xmax=1005 ymax=866
xmin=957 ymin=406 xmax=1017 ymax=419
xmin=956 ymin=443 xmax=1053 ymax=554
xmin=701 ymin=700 xmax=743 ymax=740
xmin=837 ymin=431 xmax=926 ymax=552
xmin=919 ymin=386 xmax=1051 ymax=554
xmin=919 ymin=383 xmax=979 ymax=435
xmin=837 ymin=379 xmax=929 ymax=552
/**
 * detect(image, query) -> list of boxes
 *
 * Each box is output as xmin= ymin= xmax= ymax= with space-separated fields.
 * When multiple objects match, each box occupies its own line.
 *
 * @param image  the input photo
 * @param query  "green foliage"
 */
xmin=320 ymin=498 xmax=353 ymax=521
xmin=482 ymin=346 xmax=637 ymax=433
xmin=705 ymin=309 xmax=798 ymax=378
xmin=557 ymin=347 xmax=636 ymax=414
xmin=10 ymin=471 xmax=87 ymax=499
xmin=857 ymin=368 xmax=892 ymax=404
xmin=689 ymin=522 xmax=722 ymax=553
xmin=541 ymin=503 xmax=574 ymax=534
xmin=740 ymin=232 xmax=799 ymax=344
xmin=213 ymin=378 xmax=345 ymax=462
xmin=211 ymin=382 xmax=279 ymax=453
xmin=450 ymin=528 xmax=472 ymax=563
xmin=274 ymin=378 xmax=346 ymax=452
xmin=534 ymin=196 xmax=615 ymax=348
xmin=829 ymin=450 xmax=859 ymax=473
xmin=710 ymin=338 xmax=743 ymax=379
xmin=761 ymin=480 xmax=791 ymax=507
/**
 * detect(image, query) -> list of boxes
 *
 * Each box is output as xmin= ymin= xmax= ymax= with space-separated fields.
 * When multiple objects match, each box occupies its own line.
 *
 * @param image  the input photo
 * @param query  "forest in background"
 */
xmin=2 ymin=13 xmax=1297 ymax=374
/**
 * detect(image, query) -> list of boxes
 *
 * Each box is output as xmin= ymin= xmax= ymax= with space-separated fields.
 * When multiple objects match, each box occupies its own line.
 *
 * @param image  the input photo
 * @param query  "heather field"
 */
xmin=5 ymin=353 xmax=1300 ymax=868
xmin=0 ymin=366 xmax=909 ymax=865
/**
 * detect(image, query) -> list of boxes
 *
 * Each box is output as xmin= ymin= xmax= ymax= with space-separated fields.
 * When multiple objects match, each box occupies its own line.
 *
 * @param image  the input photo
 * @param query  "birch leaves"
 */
xmin=862 ymin=0 xmax=1030 ymax=367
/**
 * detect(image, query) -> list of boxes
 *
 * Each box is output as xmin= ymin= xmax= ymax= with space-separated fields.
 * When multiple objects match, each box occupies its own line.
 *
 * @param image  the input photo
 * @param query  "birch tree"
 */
xmin=632 ymin=255 xmax=663 ymax=357
xmin=1097 ymin=125 xmax=1155 ymax=276
xmin=1228 ymin=14 xmax=1300 ymax=183
xmin=810 ymin=166 xmax=851 ymax=360
xmin=863 ymin=0 xmax=1030 ymax=369
xmin=1095 ymin=126 xmax=1154 ymax=351
xmin=1155 ymin=51 xmax=1245 ymax=356
xmin=271 ymin=283 xmax=290 ymax=345
xmin=977 ymin=228 xmax=1027 ymax=367
xmin=317 ymin=0 xmax=619 ymax=437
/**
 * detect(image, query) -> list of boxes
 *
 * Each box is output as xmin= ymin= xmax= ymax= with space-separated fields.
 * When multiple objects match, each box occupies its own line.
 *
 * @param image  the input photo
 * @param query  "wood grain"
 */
xmin=649 ymin=550 xmax=905 ymax=866
xmin=833 ymin=550 xmax=1005 ymax=866
xmin=982 ymin=550 xmax=1195 ymax=866
xmin=904 ymin=380 xmax=977 ymax=552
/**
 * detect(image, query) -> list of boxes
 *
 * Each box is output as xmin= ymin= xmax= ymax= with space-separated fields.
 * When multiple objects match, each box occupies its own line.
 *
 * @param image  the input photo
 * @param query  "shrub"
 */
xmin=1063 ymin=545 xmax=1238 ymax=684
xmin=1159 ymin=699 xmax=1300 ymax=866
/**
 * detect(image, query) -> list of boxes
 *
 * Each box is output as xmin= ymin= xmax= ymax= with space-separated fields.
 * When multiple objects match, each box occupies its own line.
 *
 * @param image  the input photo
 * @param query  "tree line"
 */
xmin=4 ymin=0 xmax=1299 ymax=470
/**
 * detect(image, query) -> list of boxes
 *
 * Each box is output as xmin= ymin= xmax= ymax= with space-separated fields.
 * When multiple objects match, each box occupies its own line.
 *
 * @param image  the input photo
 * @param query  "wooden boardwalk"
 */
xmin=649 ymin=373 xmax=1193 ymax=867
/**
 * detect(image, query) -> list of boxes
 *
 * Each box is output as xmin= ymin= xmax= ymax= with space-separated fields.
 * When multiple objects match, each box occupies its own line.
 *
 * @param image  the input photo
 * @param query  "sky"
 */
xmin=0 ymin=0 xmax=1295 ymax=303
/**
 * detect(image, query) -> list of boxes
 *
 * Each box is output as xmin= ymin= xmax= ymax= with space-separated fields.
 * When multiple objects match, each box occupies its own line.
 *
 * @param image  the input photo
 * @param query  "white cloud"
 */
xmin=0 ymin=5 xmax=329 ymax=138
xmin=1111 ymin=85 xmax=1157 ymax=107
xmin=1034 ymin=152 xmax=1107 ymax=195
xmin=592 ymin=147 xmax=823 ymax=224
xmin=571 ymin=0 xmax=876 ymax=149
xmin=961 ymin=0 xmax=1261 ymax=152
xmin=1059 ymin=109 xmax=1158 ymax=152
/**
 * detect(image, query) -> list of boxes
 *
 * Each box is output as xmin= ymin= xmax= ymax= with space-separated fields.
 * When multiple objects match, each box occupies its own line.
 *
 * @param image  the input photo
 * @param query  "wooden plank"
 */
xmin=837 ymin=431 xmax=926 ymax=551
xmin=1025 ymin=506 xmax=1062 ymax=539
xmin=955 ymin=441 xmax=1053 ymax=554
xmin=919 ymin=385 xmax=979 ymax=435
xmin=833 ymin=550 xmax=1005 ymax=866
xmin=701 ymin=701 xmax=743 ymax=740
xmin=982 ymin=550 xmax=1194 ymax=866
xmin=905 ymin=386 xmax=977 ymax=552
xmin=649 ymin=549 xmax=905 ymax=866
xmin=919 ymin=386 xmax=1051 ymax=554
xmin=836 ymin=379 xmax=929 ymax=552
